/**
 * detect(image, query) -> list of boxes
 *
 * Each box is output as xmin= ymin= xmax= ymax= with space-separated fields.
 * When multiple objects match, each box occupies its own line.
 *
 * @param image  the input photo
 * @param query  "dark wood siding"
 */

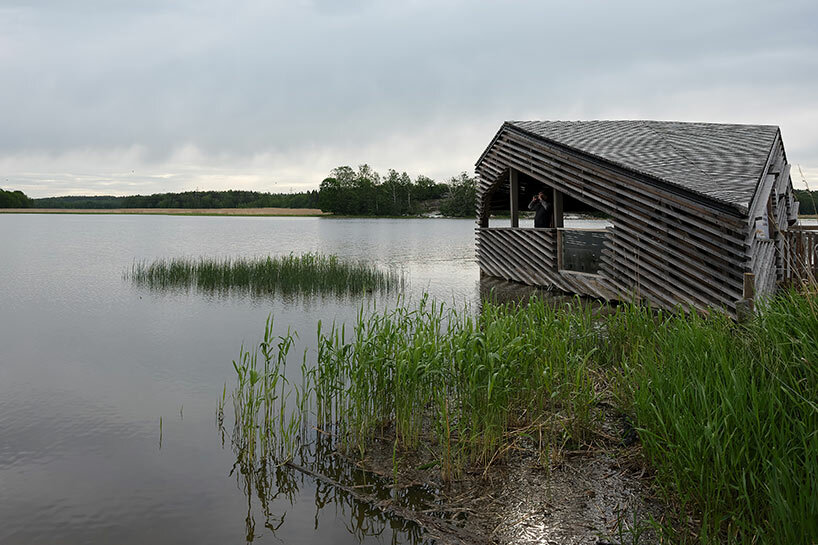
xmin=474 ymin=124 xmax=795 ymax=315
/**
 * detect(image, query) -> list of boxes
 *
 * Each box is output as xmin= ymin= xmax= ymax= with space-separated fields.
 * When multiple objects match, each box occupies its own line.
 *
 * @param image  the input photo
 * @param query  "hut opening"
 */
xmin=475 ymin=120 xmax=804 ymax=317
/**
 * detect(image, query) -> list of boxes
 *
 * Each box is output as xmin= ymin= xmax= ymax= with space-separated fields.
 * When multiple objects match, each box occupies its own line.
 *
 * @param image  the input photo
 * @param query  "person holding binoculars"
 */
xmin=528 ymin=190 xmax=553 ymax=228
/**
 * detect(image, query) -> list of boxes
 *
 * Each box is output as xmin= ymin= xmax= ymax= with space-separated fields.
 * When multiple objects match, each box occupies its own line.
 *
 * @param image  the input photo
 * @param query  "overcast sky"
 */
xmin=2 ymin=0 xmax=817 ymax=197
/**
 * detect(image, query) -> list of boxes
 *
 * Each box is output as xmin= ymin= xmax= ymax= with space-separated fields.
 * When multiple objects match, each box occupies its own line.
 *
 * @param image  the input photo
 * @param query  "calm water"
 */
xmin=0 ymin=214 xmax=607 ymax=544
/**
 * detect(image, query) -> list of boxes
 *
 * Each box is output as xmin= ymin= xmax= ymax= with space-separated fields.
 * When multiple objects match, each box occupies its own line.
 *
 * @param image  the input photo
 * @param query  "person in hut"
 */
xmin=528 ymin=190 xmax=553 ymax=228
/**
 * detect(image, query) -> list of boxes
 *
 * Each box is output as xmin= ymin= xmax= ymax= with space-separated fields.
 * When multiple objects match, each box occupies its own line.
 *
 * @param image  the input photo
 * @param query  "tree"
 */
xmin=413 ymin=175 xmax=447 ymax=201
xmin=373 ymin=169 xmax=415 ymax=215
xmin=439 ymin=172 xmax=477 ymax=217
xmin=316 ymin=164 xmax=473 ymax=216
xmin=354 ymin=164 xmax=380 ymax=215
xmin=0 ymin=188 xmax=33 ymax=208
xmin=794 ymin=189 xmax=817 ymax=216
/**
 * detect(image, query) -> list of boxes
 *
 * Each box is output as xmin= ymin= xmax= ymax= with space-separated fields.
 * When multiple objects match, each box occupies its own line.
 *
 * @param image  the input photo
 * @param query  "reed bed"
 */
xmin=227 ymin=290 xmax=817 ymax=544
xmin=127 ymin=253 xmax=402 ymax=297
xmin=610 ymin=292 xmax=818 ymax=544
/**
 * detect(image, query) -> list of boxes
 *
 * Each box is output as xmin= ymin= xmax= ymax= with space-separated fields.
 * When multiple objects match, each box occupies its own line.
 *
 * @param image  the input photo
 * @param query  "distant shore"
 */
xmin=3 ymin=208 xmax=817 ymax=222
xmin=0 ymin=207 xmax=327 ymax=216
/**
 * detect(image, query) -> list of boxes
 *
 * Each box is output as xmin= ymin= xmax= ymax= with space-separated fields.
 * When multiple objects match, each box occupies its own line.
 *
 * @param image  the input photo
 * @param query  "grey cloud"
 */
xmin=1 ymin=0 xmax=817 ymax=195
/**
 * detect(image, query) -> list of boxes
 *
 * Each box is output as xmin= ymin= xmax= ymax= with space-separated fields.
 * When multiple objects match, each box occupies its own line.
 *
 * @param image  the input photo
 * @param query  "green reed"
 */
xmin=227 ymin=290 xmax=817 ymax=543
xmin=611 ymin=291 xmax=818 ymax=544
xmin=227 ymin=315 xmax=309 ymax=466
xmin=232 ymin=295 xmax=601 ymax=481
xmin=127 ymin=253 xmax=402 ymax=297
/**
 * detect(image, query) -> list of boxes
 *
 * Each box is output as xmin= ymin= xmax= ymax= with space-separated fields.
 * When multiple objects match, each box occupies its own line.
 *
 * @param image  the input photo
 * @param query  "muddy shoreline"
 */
xmin=309 ymin=408 xmax=673 ymax=545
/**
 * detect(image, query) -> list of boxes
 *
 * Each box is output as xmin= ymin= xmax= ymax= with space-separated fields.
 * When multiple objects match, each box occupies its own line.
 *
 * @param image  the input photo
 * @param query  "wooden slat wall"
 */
xmin=781 ymin=230 xmax=818 ymax=283
xmin=476 ymin=228 xmax=620 ymax=300
xmin=745 ymin=136 xmax=793 ymax=290
xmin=475 ymin=126 xmax=776 ymax=316
xmin=752 ymin=240 xmax=777 ymax=296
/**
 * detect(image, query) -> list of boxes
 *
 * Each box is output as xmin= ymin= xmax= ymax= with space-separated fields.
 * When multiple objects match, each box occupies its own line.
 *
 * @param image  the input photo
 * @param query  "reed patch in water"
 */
xmin=127 ymin=253 xmax=402 ymax=297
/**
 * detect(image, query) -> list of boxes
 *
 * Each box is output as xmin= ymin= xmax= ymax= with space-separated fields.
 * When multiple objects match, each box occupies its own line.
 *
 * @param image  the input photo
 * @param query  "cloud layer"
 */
xmin=2 ymin=0 xmax=817 ymax=196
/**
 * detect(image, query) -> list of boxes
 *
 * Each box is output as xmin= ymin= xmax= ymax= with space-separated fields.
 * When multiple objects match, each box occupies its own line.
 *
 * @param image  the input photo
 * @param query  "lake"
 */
xmin=3 ymin=212 xmax=814 ymax=544
xmin=1 ymin=214 xmax=612 ymax=545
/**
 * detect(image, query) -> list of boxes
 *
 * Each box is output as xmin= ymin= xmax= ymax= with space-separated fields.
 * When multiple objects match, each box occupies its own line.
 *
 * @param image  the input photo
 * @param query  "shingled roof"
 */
xmin=503 ymin=120 xmax=780 ymax=213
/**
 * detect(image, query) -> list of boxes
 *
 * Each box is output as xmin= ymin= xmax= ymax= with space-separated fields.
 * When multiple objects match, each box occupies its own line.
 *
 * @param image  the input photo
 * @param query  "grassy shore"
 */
xmin=0 ymin=207 xmax=326 ymax=216
xmin=230 ymin=290 xmax=817 ymax=544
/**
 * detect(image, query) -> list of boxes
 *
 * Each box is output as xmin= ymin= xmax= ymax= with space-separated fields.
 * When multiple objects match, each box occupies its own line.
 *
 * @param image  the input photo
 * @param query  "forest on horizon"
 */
xmin=3 ymin=177 xmax=818 ymax=217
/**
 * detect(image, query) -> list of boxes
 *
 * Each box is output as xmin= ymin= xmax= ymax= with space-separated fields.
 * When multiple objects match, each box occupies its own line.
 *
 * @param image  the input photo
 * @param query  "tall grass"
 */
xmin=232 ymin=296 xmax=602 ymax=480
xmin=611 ymin=292 xmax=818 ymax=543
xmin=227 ymin=290 xmax=818 ymax=543
xmin=127 ymin=253 xmax=402 ymax=297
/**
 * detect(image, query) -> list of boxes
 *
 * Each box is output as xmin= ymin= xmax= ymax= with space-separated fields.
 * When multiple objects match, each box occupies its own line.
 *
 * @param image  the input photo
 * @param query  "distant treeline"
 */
xmin=28 ymin=167 xmax=477 ymax=216
xmin=794 ymin=189 xmax=818 ymax=215
xmin=0 ymin=188 xmax=34 ymax=208
xmin=318 ymin=165 xmax=476 ymax=217
xmin=13 ymin=183 xmax=818 ymax=217
xmin=33 ymin=190 xmax=319 ymax=210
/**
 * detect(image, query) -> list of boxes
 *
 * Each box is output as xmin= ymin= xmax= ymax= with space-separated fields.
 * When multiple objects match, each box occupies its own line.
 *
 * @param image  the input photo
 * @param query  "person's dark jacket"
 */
xmin=528 ymin=198 xmax=552 ymax=228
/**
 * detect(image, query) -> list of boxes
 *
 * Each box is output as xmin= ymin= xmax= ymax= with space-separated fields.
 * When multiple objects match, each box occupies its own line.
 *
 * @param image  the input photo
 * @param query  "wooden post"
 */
xmin=556 ymin=229 xmax=564 ymax=271
xmin=743 ymin=272 xmax=755 ymax=300
xmin=509 ymin=169 xmax=519 ymax=228
xmin=736 ymin=272 xmax=755 ymax=321
xmin=552 ymin=188 xmax=563 ymax=228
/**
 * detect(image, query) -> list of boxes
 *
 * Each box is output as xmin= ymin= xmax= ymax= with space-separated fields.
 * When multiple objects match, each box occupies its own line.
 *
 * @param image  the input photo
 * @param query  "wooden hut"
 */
xmin=475 ymin=120 xmax=803 ymax=316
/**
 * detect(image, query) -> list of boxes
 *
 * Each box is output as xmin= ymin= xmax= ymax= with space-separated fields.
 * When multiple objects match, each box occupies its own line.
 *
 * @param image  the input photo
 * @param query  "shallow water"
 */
xmin=0 ymin=214 xmax=616 ymax=545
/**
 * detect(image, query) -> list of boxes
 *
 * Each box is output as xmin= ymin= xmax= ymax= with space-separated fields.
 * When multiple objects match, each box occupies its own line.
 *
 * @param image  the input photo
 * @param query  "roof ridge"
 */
xmin=638 ymin=121 xmax=714 ymax=184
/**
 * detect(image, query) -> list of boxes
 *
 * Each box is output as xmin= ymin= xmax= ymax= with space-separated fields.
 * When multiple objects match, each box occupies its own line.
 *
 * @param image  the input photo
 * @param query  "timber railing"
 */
xmin=476 ymin=227 xmax=609 ymax=286
xmin=476 ymin=227 xmax=557 ymax=285
xmin=558 ymin=228 xmax=607 ymax=274
xmin=781 ymin=226 xmax=818 ymax=284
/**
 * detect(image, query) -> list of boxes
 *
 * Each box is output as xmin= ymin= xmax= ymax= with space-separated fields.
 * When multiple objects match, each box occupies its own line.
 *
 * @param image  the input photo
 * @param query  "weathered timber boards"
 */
xmin=751 ymin=240 xmax=776 ymax=295
xmin=485 ymin=138 xmax=747 ymax=247
xmin=494 ymin=130 xmax=747 ymax=229
xmin=558 ymin=270 xmax=620 ymax=300
xmin=744 ymin=132 xmax=782 ymax=227
xmin=479 ymin=160 xmax=748 ymax=290
xmin=478 ymin=149 xmax=747 ymax=297
xmin=601 ymin=238 xmax=704 ymax=309
xmin=477 ymin=228 xmax=620 ymax=299
xmin=603 ymin=228 xmax=741 ymax=307
xmin=474 ymin=127 xmax=774 ymax=315
xmin=775 ymin=164 xmax=792 ymax=196
xmin=480 ymin=148 xmax=748 ymax=267
xmin=475 ymin=122 xmax=800 ymax=315
xmin=745 ymin=175 xmax=778 ymax=246
xmin=477 ymin=228 xmax=677 ymax=307
xmin=477 ymin=229 xmax=556 ymax=285
xmin=788 ymin=198 xmax=799 ymax=222
xmin=781 ymin=231 xmax=818 ymax=282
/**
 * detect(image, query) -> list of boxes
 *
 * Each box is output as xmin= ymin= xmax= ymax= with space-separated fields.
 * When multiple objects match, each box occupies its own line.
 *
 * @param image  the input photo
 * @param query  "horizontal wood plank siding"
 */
xmin=477 ymin=127 xmax=753 ymax=314
xmin=476 ymin=228 xmax=620 ymax=300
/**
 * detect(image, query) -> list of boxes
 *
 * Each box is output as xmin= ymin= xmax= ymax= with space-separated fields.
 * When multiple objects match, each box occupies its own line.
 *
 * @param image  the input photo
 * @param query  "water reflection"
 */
xmin=0 ymin=215 xmax=479 ymax=544
xmin=223 ymin=422 xmax=435 ymax=544
xmin=479 ymin=274 xmax=593 ymax=307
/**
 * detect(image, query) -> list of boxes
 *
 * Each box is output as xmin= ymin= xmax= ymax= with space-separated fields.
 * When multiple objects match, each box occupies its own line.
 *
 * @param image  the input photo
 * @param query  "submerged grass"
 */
xmin=228 ymin=290 xmax=817 ymax=544
xmin=127 ymin=253 xmax=402 ymax=297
